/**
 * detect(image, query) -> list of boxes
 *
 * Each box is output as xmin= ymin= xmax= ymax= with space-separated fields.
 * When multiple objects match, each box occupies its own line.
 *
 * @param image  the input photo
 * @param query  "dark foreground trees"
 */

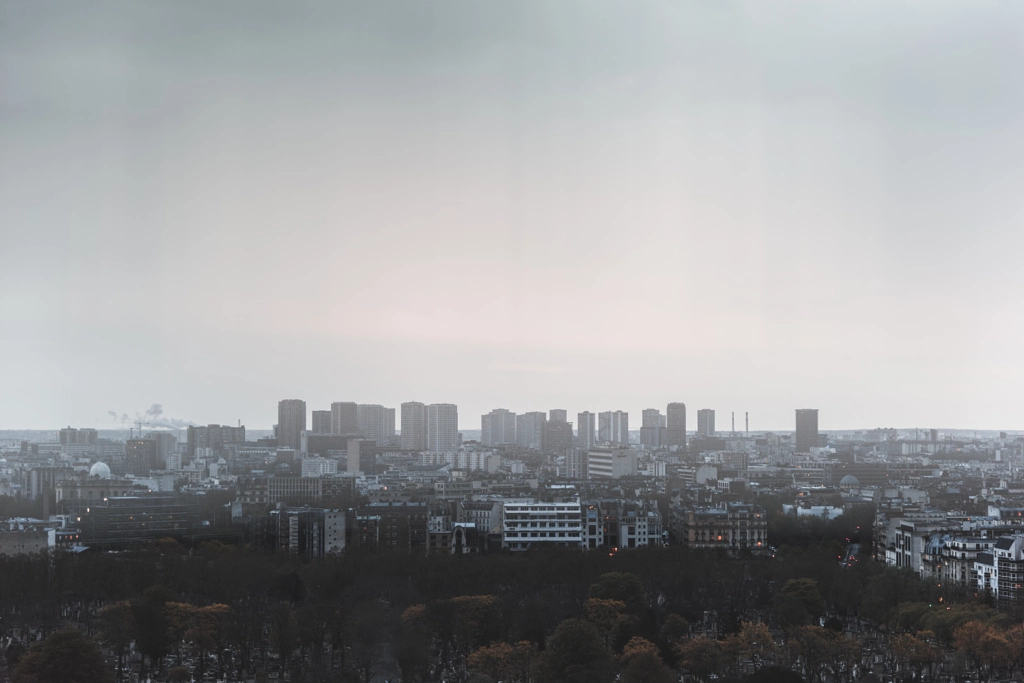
xmin=12 ymin=630 xmax=111 ymax=683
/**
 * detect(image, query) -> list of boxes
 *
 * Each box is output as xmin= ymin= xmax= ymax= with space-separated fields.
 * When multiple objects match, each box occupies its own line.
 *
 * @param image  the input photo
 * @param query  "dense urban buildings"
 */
xmin=185 ymin=424 xmax=246 ymax=458
xmin=9 ymin=402 xmax=1024 ymax=683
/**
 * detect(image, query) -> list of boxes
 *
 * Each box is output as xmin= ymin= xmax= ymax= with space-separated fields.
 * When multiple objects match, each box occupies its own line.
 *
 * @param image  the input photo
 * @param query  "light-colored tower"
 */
xmin=330 ymin=402 xmax=359 ymax=436
xmin=400 ymin=402 xmax=427 ymax=451
xmin=697 ymin=409 xmax=715 ymax=437
xmin=482 ymin=409 xmax=517 ymax=446
xmin=516 ymin=412 xmax=547 ymax=450
xmin=577 ymin=412 xmax=597 ymax=449
xmin=426 ymin=403 xmax=459 ymax=452
xmin=357 ymin=404 xmax=395 ymax=444
xmin=598 ymin=411 xmax=629 ymax=445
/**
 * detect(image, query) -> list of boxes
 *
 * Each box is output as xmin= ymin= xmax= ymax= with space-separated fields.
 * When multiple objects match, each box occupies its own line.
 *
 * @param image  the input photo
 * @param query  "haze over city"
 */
xmin=3 ymin=0 xmax=1024 ymax=431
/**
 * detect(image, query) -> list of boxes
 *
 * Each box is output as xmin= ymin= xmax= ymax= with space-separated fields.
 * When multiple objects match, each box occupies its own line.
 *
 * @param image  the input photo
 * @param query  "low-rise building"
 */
xmin=673 ymin=502 xmax=768 ymax=553
xmin=502 ymin=495 xmax=584 ymax=551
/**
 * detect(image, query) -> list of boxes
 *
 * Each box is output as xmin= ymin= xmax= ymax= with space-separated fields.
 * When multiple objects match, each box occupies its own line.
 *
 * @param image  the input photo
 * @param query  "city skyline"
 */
xmin=14 ymin=398 xmax=1024 ymax=436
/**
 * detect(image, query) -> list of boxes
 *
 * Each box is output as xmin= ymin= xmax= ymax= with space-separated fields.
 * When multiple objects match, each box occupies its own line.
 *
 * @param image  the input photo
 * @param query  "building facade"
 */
xmin=278 ymin=399 xmax=307 ymax=452
xmin=666 ymin=402 xmax=687 ymax=449
xmin=401 ymin=402 xmax=428 ymax=451
xmin=697 ymin=409 xmax=716 ymax=437
xmin=598 ymin=411 xmax=629 ymax=445
xmin=795 ymin=409 xmax=820 ymax=452
xmin=481 ymin=409 xmax=517 ymax=447
xmin=426 ymin=404 xmax=459 ymax=452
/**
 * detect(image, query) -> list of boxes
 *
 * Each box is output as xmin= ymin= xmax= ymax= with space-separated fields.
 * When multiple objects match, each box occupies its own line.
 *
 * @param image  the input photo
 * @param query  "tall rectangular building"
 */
xmin=401 ymin=402 xmax=428 ymax=451
xmin=577 ymin=412 xmax=597 ymax=449
xmin=697 ymin=409 xmax=716 ymax=437
xmin=795 ymin=409 xmax=819 ymax=452
xmin=357 ymin=404 xmax=395 ymax=444
xmin=426 ymin=403 xmax=459 ymax=453
xmin=330 ymin=402 xmax=360 ymax=436
xmin=311 ymin=410 xmax=332 ymax=434
xmin=640 ymin=409 xmax=664 ymax=449
xmin=549 ymin=409 xmax=568 ymax=423
xmin=278 ymin=399 xmax=307 ymax=452
xmin=516 ymin=412 xmax=547 ymax=450
xmin=481 ymin=409 xmax=517 ymax=447
xmin=598 ymin=411 xmax=629 ymax=445
xmin=666 ymin=402 xmax=687 ymax=449
xmin=542 ymin=420 xmax=574 ymax=454
xmin=125 ymin=438 xmax=159 ymax=476
xmin=186 ymin=424 xmax=246 ymax=458
xmin=347 ymin=438 xmax=377 ymax=475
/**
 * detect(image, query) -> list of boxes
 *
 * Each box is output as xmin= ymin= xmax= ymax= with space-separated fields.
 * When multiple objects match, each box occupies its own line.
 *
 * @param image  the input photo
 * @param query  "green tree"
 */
xmin=12 ymin=630 xmax=111 ymax=683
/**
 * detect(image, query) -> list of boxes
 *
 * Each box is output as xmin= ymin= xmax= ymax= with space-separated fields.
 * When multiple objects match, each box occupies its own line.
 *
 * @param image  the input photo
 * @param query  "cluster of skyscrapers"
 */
xmin=276 ymin=398 xmax=822 ymax=456
xmin=277 ymin=400 xmax=459 ymax=453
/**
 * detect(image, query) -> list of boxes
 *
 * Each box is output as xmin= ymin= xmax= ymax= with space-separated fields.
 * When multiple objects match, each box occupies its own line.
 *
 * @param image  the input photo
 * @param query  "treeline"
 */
xmin=1 ymin=507 xmax=1018 ymax=682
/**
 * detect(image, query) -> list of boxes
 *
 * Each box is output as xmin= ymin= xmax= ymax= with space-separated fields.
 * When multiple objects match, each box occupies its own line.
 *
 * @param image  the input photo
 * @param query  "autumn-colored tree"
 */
xmin=890 ymin=633 xmax=939 ymax=681
xmin=675 ymin=635 xmax=723 ymax=683
xmin=394 ymin=605 xmax=433 ymax=683
xmin=621 ymin=637 xmax=673 ymax=683
xmin=467 ymin=641 xmax=537 ymax=683
xmin=98 ymin=601 xmax=136 ymax=683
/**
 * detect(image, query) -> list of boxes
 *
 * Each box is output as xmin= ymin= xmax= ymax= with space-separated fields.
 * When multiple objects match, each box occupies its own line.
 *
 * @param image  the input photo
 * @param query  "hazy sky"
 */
xmin=3 ymin=0 xmax=1024 ymax=431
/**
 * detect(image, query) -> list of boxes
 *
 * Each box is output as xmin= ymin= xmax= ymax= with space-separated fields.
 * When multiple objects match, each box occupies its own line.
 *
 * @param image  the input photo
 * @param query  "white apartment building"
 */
xmin=481 ymin=409 xmax=517 ymax=446
xmin=427 ymin=404 xmax=459 ymax=453
xmin=502 ymin=496 xmax=585 ymax=551
xmin=587 ymin=447 xmax=638 ymax=479
xmin=419 ymin=451 xmax=499 ymax=473
xmin=301 ymin=457 xmax=338 ymax=478
xmin=358 ymin=404 xmax=396 ymax=445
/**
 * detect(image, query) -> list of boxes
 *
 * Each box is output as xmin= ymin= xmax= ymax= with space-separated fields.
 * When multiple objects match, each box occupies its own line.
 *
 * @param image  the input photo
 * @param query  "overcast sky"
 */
xmin=2 ymin=0 xmax=1023 ymax=432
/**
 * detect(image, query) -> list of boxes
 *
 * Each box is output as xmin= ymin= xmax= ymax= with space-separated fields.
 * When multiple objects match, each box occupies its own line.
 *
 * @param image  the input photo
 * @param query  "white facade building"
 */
xmin=502 ymin=496 xmax=584 ymax=551
xmin=426 ymin=404 xmax=459 ymax=453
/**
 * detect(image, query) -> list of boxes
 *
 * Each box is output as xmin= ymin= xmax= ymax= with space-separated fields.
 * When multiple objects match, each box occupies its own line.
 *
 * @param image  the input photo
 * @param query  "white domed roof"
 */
xmin=839 ymin=474 xmax=860 ymax=487
xmin=89 ymin=462 xmax=112 ymax=479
